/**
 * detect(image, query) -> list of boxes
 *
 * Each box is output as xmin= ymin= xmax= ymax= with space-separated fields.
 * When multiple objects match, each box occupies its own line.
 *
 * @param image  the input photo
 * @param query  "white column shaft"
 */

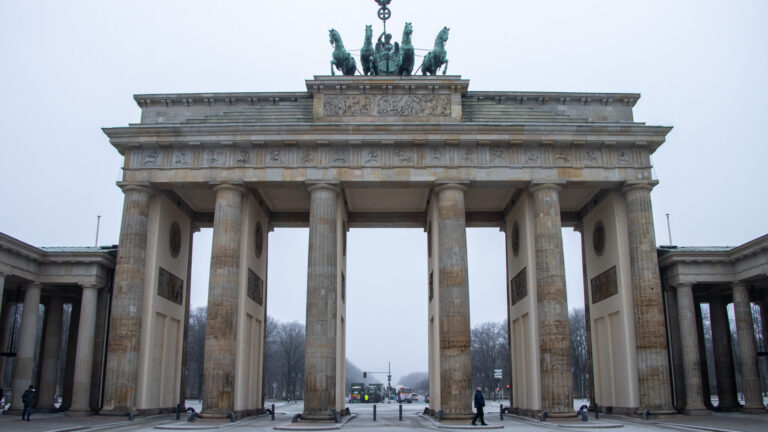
xmin=38 ymin=297 xmax=64 ymax=409
xmin=675 ymin=284 xmax=707 ymax=411
xmin=732 ymin=282 xmax=764 ymax=410
xmin=11 ymin=283 xmax=42 ymax=409
xmin=71 ymin=285 xmax=100 ymax=411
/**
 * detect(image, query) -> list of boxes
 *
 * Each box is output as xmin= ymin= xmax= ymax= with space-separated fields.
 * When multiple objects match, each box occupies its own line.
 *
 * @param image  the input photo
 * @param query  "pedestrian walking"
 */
xmin=22 ymin=385 xmax=36 ymax=421
xmin=472 ymin=386 xmax=487 ymax=426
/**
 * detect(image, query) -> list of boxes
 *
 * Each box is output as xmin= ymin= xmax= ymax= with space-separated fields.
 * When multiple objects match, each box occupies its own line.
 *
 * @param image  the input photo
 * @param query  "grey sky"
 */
xmin=1 ymin=0 xmax=766 ymax=385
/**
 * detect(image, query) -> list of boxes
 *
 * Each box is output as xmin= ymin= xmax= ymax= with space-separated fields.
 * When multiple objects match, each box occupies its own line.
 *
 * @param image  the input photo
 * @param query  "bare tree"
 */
xmin=471 ymin=321 xmax=507 ymax=397
xmin=276 ymin=321 xmax=305 ymax=400
xmin=569 ymin=308 xmax=588 ymax=398
xmin=185 ymin=306 xmax=206 ymax=399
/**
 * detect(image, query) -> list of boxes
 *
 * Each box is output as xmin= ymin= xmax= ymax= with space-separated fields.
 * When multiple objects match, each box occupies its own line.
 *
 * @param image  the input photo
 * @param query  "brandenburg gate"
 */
xmin=100 ymin=73 xmax=676 ymax=419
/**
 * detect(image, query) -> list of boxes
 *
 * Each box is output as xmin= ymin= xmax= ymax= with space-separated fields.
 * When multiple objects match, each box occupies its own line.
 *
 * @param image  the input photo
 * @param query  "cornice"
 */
xmin=134 ymin=92 xmax=312 ymax=108
xmin=658 ymin=234 xmax=768 ymax=267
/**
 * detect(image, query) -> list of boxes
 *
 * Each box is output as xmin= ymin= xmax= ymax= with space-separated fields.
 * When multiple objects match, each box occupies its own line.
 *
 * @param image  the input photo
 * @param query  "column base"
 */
xmin=682 ymin=408 xmax=711 ymax=416
xmin=200 ymin=410 xmax=245 ymax=420
xmin=636 ymin=409 xmax=678 ymax=416
xmin=715 ymin=404 xmax=741 ymax=412
xmin=99 ymin=408 xmax=139 ymax=417
xmin=739 ymin=406 xmax=768 ymax=414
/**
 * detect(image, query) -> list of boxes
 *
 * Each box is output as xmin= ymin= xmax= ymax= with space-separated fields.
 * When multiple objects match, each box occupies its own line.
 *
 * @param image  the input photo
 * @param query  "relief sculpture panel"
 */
xmin=323 ymin=94 xmax=451 ymax=117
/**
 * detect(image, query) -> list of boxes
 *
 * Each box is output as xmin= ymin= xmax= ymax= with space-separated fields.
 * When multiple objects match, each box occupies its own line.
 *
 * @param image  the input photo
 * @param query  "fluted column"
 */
xmin=623 ymin=183 xmax=674 ymax=412
xmin=732 ymin=282 xmax=765 ymax=412
xmin=38 ymin=297 xmax=64 ymax=410
xmin=434 ymin=183 xmax=472 ymax=419
xmin=202 ymin=183 xmax=245 ymax=416
xmin=709 ymin=296 xmax=739 ymax=410
xmin=303 ymin=183 xmax=340 ymax=421
xmin=104 ymin=183 xmax=152 ymax=412
xmin=70 ymin=284 xmax=100 ymax=413
xmin=675 ymin=284 xmax=708 ymax=413
xmin=0 ymin=302 xmax=13 ymax=383
xmin=530 ymin=183 xmax=572 ymax=415
xmin=0 ymin=272 xmax=6 ymax=323
xmin=10 ymin=282 xmax=42 ymax=410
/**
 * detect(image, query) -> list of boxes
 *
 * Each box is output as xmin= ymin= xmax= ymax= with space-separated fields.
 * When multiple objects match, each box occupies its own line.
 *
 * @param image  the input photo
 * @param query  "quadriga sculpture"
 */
xmin=420 ymin=26 xmax=449 ymax=75
xmin=329 ymin=29 xmax=357 ymax=76
xmin=397 ymin=22 xmax=414 ymax=76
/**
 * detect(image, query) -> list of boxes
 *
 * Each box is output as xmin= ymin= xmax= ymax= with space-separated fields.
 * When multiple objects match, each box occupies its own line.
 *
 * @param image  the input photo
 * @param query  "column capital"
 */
xmin=116 ymin=182 xmax=153 ymax=195
xmin=306 ymin=182 xmax=341 ymax=194
xmin=433 ymin=182 xmax=468 ymax=194
xmin=731 ymin=280 xmax=748 ymax=289
xmin=622 ymin=180 xmax=659 ymax=194
xmin=675 ymin=282 xmax=694 ymax=290
xmin=80 ymin=283 xmax=102 ymax=291
xmin=211 ymin=182 xmax=246 ymax=194
xmin=27 ymin=282 xmax=42 ymax=290
xmin=528 ymin=182 xmax=563 ymax=194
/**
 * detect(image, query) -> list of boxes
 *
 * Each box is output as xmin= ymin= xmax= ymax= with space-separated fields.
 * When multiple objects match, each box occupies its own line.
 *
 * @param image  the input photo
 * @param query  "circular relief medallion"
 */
xmin=255 ymin=222 xmax=264 ymax=258
xmin=593 ymin=220 xmax=606 ymax=256
xmin=169 ymin=222 xmax=181 ymax=258
xmin=511 ymin=221 xmax=520 ymax=257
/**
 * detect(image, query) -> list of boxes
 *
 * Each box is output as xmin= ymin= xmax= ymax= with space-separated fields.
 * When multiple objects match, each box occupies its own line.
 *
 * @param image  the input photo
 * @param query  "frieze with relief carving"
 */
xmin=323 ymin=94 xmax=451 ymax=117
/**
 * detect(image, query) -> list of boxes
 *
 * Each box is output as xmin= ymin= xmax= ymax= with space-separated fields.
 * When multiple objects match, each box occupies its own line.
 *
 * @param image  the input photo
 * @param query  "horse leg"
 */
xmin=331 ymin=60 xmax=336 ymax=76
xmin=442 ymin=58 xmax=449 ymax=75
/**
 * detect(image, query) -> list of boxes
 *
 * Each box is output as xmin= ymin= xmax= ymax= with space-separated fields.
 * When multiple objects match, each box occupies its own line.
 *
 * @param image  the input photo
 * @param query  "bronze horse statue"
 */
xmin=420 ymin=26 xmax=449 ymax=75
xmin=329 ymin=28 xmax=357 ymax=76
xmin=361 ymin=25 xmax=376 ymax=76
xmin=397 ymin=22 xmax=414 ymax=76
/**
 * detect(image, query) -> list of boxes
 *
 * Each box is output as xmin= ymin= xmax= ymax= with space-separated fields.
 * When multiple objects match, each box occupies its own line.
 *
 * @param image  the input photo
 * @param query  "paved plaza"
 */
xmin=1 ymin=401 xmax=768 ymax=432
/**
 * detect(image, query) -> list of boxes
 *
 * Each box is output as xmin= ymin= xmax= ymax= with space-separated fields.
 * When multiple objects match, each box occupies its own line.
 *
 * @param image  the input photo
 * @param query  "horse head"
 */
xmin=403 ymin=22 xmax=413 ymax=38
xmin=329 ymin=29 xmax=340 ymax=46
xmin=438 ymin=26 xmax=450 ymax=44
xmin=365 ymin=24 xmax=373 ymax=40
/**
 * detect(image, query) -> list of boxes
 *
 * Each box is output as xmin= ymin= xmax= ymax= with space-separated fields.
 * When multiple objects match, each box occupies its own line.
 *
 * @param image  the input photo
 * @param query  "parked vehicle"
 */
xmin=397 ymin=386 xmax=413 ymax=403
xmin=349 ymin=383 xmax=364 ymax=403
xmin=365 ymin=383 xmax=384 ymax=403
xmin=412 ymin=393 xmax=419 ymax=401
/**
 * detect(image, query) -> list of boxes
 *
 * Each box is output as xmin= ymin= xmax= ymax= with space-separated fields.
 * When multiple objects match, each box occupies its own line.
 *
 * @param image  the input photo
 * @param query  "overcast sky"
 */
xmin=1 ymin=0 xmax=766 ymax=385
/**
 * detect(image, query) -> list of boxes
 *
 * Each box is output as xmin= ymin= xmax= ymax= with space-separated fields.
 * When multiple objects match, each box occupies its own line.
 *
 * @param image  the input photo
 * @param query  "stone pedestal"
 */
xmin=303 ymin=183 xmax=341 ymax=421
xmin=10 ymin=282 xmax=41 ymax=410
xmin=202 ymin=184 xmax=245 ymax=416
xmin=69 ymin=284 xmax=100 ymax=414
xmin=38 ymin=297 xmax=64 ymax=411
xmin=623 ymin=183 xmax=674 ymax=413
xmin=709 ymin=296 xmax=739 ymax=410
xmin=104 ymin=184 xmax=153 ymax=413
xmin=732 ymin=282 xmax=766 ymax=413
xmin=675 ymin=284 xmax=708 ymax=414
xmin=435 ymin=184 xmax=472 ymax=420
xmin=530 ymin=183 xmax=572 ymax=415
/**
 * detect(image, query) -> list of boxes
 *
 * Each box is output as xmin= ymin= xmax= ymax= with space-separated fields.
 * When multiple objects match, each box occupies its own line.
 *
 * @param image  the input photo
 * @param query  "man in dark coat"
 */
xmin=472 ymin=386 xmax=487 ymax=426
xmin=21 ymin=385 xmax=36 ymax=421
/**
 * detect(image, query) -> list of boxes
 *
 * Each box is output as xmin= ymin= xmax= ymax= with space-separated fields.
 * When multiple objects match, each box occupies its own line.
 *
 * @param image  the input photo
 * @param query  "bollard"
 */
xmin=399 ymin=404 xmax=403 ymax=421
xmin=500 ymin=404 xmax=504 ymax=421
xmin=642 ymin=409 xmax=650 ymax=420
xmin=594 ymin=403 xmax=599 ymax=420
xmin=373 ymin=404 xmax=377 ymax=421
xmin=332 ymin=408 xmax=340 ymax=423
xmin=271 ymin=403 xmax=275 ymax=421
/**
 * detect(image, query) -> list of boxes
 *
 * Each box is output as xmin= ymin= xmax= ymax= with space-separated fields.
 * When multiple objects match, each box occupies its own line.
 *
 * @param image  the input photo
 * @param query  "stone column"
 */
xmin=38 ymin=297 xmax=64 ymax=410
xmin=530 ymin=183 xmax=572 ymax=415
xmin=104 ymin=183 xmax=152 ymax=412
xmin=10 ymin=282 xmax=41 ymax=410
xmin=435 ymin=183 xmax=472 ymax=419
xmin=0 ymin=302 xmax=14 ymax=389
xmin=303 ymin=183 xmax=340 ymax=421
xmin=203 ymin=184 xmax=245 ymax=416
xmin=623 ymin=182 xmax=674 ymax=412
xmin=732 ymin=282 xmax=765 ymax=412
xmin=70 ymin=284 xmax=100 ymax=413
xmin=709 ymin=296 xmax=739 ymax=410
xmin=0 ymin=272 xmax=6 ymax=323
xmin=675 ymin=284 xmax=708 ymax=413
